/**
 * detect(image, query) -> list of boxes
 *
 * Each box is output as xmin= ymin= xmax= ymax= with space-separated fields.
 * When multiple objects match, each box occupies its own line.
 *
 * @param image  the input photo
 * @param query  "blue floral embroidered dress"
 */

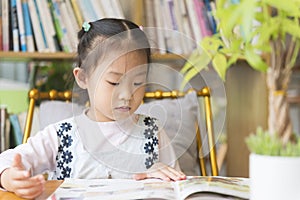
xmin=0 ymin=112 xmax=179 ymax=180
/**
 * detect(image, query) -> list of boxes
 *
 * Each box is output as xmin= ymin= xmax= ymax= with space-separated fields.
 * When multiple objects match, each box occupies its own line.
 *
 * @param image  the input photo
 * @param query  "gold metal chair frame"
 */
xmin=144 ymin=87 xmax=218 ymax=176
xmin=22 ymin=89 xmax=72 ymax=144
xmin=23 ymin=87 xmax=218 ymax=176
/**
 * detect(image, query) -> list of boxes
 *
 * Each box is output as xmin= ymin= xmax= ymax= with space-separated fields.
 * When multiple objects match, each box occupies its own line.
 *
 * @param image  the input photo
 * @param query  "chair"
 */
xmin=142 ymin=87 xmax=218 ymax=176
xmin=22 ymin=87 xmax=219 ymax=176
xmin=22 ymin=89 xmax=73 ymax=144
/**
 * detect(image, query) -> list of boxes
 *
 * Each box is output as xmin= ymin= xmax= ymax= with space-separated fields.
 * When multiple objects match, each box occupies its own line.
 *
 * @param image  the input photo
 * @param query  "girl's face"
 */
xmin=85 ymin=51 xmax=148 ymax=122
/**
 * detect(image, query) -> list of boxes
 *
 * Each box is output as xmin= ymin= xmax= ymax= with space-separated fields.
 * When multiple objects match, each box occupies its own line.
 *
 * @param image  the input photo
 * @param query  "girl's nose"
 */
xmin=117 ymin=86 xmax=133 ymax=101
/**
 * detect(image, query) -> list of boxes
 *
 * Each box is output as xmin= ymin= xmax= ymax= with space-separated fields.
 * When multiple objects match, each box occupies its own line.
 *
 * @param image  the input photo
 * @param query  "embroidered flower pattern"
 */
xmin=144 ymin=128 xmax=154 ymax=139
xmin=143 ymin=117 xmax=159 ymax=169
xmin=62 ymin=134 xmax=73 ymax=148
xmin=145 ymin=157 xmax=154 ymax=168
xmin=55 ymin=122 xmax=74 ymax=180
xmin=60 ymin=122 xmax=72 ymax=132
xmin=143 ymin=117 xmax=155 ymax=126
xmin=144 ymin=141 xmax=154 ymax=154
xmin=152 ymin=137 xmax=159 ymax=146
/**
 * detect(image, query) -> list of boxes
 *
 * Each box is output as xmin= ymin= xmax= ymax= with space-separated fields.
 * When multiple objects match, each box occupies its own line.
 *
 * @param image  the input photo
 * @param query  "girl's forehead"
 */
xmin=106 ymin=51 xmax=148 ymax=74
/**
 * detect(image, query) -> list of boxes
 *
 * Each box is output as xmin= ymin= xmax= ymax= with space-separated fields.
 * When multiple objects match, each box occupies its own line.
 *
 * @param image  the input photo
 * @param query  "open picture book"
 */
xmin=47 ymin=176 xmax=249 ymax=200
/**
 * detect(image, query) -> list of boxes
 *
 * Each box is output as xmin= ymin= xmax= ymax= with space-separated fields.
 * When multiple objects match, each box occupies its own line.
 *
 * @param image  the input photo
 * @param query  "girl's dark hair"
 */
xmin=76 ymin=18 xmax=151 ymax=73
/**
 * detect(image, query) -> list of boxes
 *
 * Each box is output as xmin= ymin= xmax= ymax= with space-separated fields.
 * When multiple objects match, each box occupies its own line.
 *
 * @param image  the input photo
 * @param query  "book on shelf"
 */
xmin=89 ymin=0 xmax=106 ymax=20
xmin=185 ymin=0 xmax=203 ymax=43
xmin=0 ymin=1 xmax=2 ymax=51
xmin=153 ymin=0 xmax=167 ymax=54
xmin=58 ymin=0 xmax=78 ymax=52
xmin=0 ymin=105 xmax=10 ymax=153
xmin=22 ymin=0 xmax=35 ymax=52
xmin=35 ymin=0 xmax=57 ymax=52
xmin=204 ymin=0 xmax=217 ymax=34
xmin=9 ymin=114 xmax=23 ymax=148
xmin=144 ymin=0 xmax=215 ymax=54
xmin=99 ymin=0 xmax=124 ymax=19
xmin=110 ymin=0 xmax=125 ymax=19
xmin=2 ymin=0 xmax=10 ymax=51
xmin=16 ymin=0 xmax=26 ymax=51
xmin=173 ymin=0 xmax=195 ymax=54
xmin=144 ymin=0 xmax=156 ymax=39
xmin=65 ymin=0 xmax=79 ymax=30
xmin=193 ymin=0 xmax=212 ymax=38
xmin=33 ymin=0 xmax=49 ymax=51
xmin=48 ymin=176 xmax=250 ymax=200
xmin=48 ymin=0 xmax=71 ymax=52
xmin=10 ymin=0 xmax=20 ymax=52
xmin=2 ymin=0 xmax=124 ymax=53
xmin=27 ymin=0 xmax=46 ymax=52
xmin=76 ymin=0 xmax=97 ymax=22
xmin=162 ymin=0 xmax=184 ymax=54
xmin=69 ymin=0 xmax=83 ymax=27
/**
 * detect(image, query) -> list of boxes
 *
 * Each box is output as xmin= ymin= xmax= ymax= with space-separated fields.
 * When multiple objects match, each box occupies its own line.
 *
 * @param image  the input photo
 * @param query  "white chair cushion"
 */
xmin=136 ymin=91 xmax=201 ymax=175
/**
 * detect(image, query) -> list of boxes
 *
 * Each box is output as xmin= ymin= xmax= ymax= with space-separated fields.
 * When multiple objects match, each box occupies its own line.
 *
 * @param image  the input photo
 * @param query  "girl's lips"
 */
xmin=115 ymin=106 xmax=131 ymax=112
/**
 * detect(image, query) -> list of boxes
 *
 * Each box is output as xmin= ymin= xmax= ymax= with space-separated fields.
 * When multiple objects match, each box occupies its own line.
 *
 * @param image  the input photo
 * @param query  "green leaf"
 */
xmin=244 ymin=47 xmax=268 ymax=72
xmin=281 ymin=18 xmax=300 ymax=38
xmin=180 ymin=51 xmax=200 ymax=74
xmin=181 ymin=49 xmax=211 ymax=73
xmin=217 ymin=6 xmax=241 ymax=38
xmin=255 ymin=20 xmax=279 ymax=46
xmin=201 ymin=35 xmax=224 ymax=53
xmin=240 ymin=1 xmax=257 ymax=42
xmin=212 ymin=53 xmax=227 ymax=81
xmin=180 ymin=67 xmax=202 ymax=90
xmin=263 ymin=0 xmax=300 ymax=15
xmin=246 ymin=127 xmax=300 ymax=156
xmin=227 ymin=53 xmax=241 ymax=66
xmin=180 ymin=49 xmax=212 ymax=88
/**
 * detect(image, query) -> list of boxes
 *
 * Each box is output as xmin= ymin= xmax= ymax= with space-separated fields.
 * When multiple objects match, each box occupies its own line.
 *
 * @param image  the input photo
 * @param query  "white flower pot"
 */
xmin=249 ymin=153 xmax=300 ymax=200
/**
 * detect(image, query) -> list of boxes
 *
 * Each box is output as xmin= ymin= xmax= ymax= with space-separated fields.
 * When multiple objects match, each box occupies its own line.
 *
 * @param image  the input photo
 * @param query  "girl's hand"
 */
xmin=133 ymin=162 xmax=186 ymax=181
xmin=0 ymin=153 xmax=45 ymax=199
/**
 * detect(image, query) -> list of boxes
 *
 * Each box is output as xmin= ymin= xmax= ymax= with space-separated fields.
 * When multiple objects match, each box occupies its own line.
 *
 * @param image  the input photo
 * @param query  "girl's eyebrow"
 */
xmin=107 ymin=70 xmax=147 ymax=76
xmin=135 ymin=70 xmax=147 ymax=76
xmin=107 ymin=71 xmax=123 ymax=76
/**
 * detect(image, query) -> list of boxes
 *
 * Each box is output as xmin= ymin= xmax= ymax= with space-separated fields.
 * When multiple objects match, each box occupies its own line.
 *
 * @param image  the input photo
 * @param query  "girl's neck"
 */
xmin=85 ymin=108 xmax=139 ymax=124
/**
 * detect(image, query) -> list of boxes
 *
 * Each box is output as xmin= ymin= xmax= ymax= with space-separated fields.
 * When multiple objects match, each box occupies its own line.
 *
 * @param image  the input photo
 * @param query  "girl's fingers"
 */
xmin=10 ymin=169 xmax=30 ymax=180
xmin=150 ymin=163 xmax=186 ymax=181
xmin=159 ymin=167 xmax=181 ymax=181
xmin=162 ymin=166 xmax=186 ymax=180
xmin=14 ymin=183 xmax=45 ymax=200
xmin=12 ymin=174 xmax=45 ymax=190
xmin=133 ymin=171 xmax=171 ymax=181
xmin=133 ymin=165 xmax=186 ymax=181
xmin=133 ymin=173 xmax=148 ymax=180
xmin=12 ymin=154 xmax=25 ymax=170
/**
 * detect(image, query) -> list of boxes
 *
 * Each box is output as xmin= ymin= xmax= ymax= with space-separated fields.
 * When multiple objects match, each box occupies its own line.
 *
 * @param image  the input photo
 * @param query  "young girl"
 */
xmin=0 ymin=18 xmax=185 ymax=199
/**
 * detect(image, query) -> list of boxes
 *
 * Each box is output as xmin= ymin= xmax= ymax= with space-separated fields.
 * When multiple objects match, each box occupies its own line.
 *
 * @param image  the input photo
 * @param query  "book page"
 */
xmin=175 ymin=176 xmax=249 ymax=200
xmin=47 ymin=178 xmax=176 ymax=200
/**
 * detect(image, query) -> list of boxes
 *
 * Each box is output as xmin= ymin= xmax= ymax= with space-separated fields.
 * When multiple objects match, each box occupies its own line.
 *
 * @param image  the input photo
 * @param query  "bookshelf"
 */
xmin=0 ymin=0 xmax=216 ymax=59
xmin=0 ymin=52 xmax=75 ymax=61
xmin=0 ymin=51 xmax=186 ymax=63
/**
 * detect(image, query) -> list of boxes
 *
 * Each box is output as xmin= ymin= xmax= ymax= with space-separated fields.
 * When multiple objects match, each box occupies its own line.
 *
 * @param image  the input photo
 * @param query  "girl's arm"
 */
xmin=0 ymin=124 xmax=59 ymax=176
xmin=0 ymin=124 xmax=59 ymax=197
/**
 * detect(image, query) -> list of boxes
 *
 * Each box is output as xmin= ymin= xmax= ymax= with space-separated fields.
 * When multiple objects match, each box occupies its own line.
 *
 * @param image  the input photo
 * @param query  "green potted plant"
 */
xmin=181 ymin=0 xmax=300 ymax=199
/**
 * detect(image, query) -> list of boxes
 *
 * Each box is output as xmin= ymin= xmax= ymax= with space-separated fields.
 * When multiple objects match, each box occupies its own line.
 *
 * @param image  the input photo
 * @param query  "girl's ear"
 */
xmin=73 ymin=67 xmax=87 ymax=89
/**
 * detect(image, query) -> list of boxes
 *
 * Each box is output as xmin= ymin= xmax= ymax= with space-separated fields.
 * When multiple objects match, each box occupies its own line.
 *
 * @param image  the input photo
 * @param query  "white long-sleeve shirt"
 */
xmin=0 ymin=112 xmax=179 ymax=181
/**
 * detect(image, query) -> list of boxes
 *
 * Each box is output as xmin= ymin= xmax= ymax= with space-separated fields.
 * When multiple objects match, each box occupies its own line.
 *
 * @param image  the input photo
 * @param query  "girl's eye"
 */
xmin=134 ymin=82 xmax=143 ymax=86
xmin=107 ymin=81 xmax=119 ymax=86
